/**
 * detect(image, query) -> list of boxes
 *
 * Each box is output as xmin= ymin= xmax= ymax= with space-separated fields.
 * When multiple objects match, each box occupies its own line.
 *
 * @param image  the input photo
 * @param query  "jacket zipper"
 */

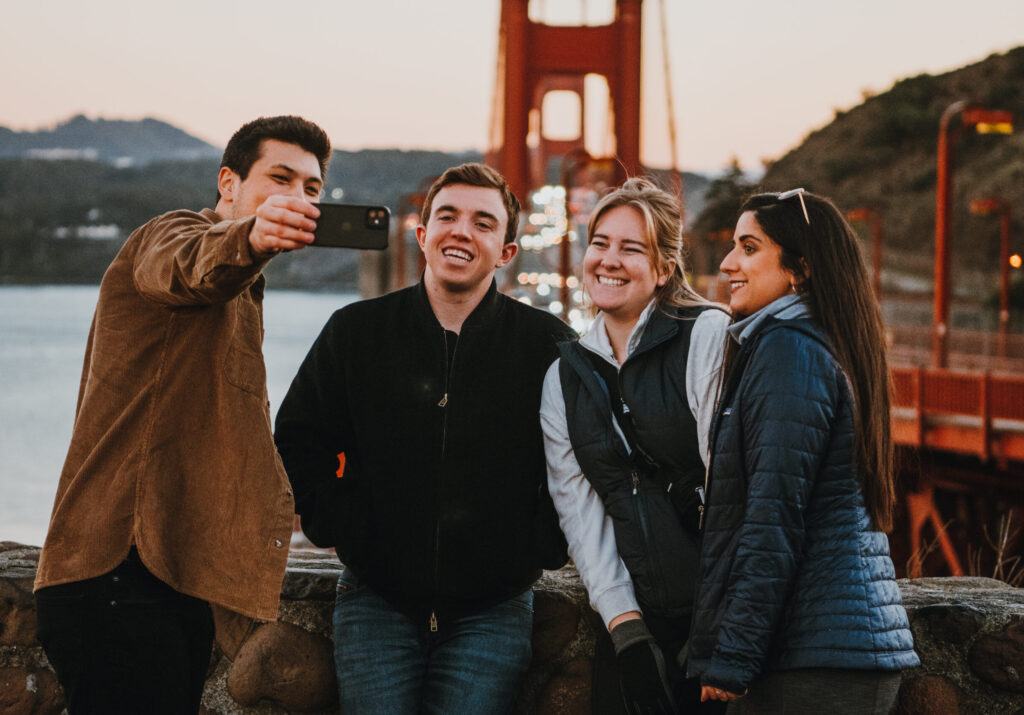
xmin=631 ymin=469 xmax=670 ymax=607
xmin=620 ymin=367 xmax=671 ymax=609
xmin=431 ymin=328 xmax=459 ymax=633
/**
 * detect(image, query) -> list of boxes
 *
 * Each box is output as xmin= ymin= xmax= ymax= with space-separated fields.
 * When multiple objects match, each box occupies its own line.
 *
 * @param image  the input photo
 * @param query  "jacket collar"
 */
xmin=728 ymin=293 xmax=809 ymax=346
xmin=579 ymin=300 xmax=678 ymax=366
xmin=414 ymin=277 xmax=503 ymax=332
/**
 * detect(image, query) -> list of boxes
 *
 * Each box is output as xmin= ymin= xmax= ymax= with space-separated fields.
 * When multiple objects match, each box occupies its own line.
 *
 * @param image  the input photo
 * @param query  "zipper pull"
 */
xmin=698 ymin=504 xmax=705 ymax=530
xmin=631 ymin=472 xmax=639 ymax=496
xmin=429 ymin=611 xmax=438 ymax=632
xmin=621 ymin=398 xmax=631 ymax=415
xmin=438 ymin=393 xmax=448 ymax=408
xmin=695 ymin=485 xmax=705 ymax=505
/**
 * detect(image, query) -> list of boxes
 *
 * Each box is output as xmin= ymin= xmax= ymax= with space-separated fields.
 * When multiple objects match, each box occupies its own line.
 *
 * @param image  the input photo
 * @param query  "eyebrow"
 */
xmin=592 ymin=232 xmax=646 ymax=247
xmin=436 ymin=204 xmax=499 ymax=224
xmin=269 ymin=163 xmax=322 ymax=185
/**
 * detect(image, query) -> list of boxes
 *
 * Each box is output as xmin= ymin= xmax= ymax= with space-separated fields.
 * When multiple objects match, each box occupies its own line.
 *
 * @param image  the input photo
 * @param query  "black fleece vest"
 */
xmin=558 ymin=306 xmax=711 ymax=618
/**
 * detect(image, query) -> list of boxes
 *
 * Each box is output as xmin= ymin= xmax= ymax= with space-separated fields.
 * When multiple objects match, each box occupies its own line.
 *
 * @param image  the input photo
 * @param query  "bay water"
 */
xmin=0 ymin=285 xmax=358 ymax=547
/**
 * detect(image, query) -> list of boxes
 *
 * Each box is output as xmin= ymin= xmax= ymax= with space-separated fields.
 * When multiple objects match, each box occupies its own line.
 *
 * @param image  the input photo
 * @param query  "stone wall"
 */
xmin=3 ymin=541 xmax=1024 ymax=714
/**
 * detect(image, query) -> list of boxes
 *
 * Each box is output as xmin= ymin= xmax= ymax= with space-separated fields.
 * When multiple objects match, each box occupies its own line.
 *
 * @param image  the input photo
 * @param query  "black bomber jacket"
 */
xmin=275 ymin=280 xmax=577 ymax=627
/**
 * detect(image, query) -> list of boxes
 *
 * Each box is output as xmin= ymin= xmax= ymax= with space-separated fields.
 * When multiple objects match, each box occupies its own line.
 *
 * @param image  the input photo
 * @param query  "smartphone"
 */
xmin=312 ymin=203 xmax=390 ymax=250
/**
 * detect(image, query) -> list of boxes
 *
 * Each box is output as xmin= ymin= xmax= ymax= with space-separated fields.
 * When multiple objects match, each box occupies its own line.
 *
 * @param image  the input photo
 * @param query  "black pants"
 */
xmin=35 ymin=548 xmax=214 ymax=714
xmin=592 ymin=612 xmax=726 ymax=715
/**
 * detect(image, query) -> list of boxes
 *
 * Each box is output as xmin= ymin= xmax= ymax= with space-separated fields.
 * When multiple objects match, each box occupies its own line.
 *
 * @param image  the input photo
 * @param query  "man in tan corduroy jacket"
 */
xmin=33 ymin=115 xmax=332 ymax=713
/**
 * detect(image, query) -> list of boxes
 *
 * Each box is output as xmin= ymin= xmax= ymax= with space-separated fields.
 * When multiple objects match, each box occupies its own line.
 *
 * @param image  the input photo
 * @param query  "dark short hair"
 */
xmin=420 ymin=163 xmax=521 ymax=244
xmin=216 ymin=116 xmax=331 ymax=202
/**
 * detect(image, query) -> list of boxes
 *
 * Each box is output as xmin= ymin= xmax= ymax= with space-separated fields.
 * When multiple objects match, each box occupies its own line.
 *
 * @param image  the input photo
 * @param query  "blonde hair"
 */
xmin=587 ymin=177 xmax=711 ymax=310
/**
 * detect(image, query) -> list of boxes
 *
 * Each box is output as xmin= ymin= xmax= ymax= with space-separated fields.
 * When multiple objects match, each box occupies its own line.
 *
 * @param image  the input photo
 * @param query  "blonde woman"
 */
xmin=542 ymin=178 xmax=729 ymax=714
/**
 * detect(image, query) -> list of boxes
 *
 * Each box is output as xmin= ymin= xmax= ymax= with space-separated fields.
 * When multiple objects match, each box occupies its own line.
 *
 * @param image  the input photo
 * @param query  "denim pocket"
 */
xmin=335 ymin=566 xmax=364 ymax=601
xmin=503 ymin=589 xmax=535 ymax=615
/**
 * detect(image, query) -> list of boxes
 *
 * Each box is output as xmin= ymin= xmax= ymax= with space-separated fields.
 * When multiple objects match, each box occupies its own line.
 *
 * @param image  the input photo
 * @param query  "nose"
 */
xmin=720 ymin=246 xmax=738 ymax=274
xmin=286 ymin=180 xmax=311 ymax=203
xmin=450 ymin=215 xmax=473 ymax=239
xmin=600 ymin=246 xmax=622 ymax=267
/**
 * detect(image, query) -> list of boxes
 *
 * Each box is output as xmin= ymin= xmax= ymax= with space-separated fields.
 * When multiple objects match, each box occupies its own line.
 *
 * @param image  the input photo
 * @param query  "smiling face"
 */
xmin=720 ymin=211 xmax=797 ymax=317
xmin=217 ymin=139 xmax=323 ymax=220
xmin=416 ymin=183 xmax=517 ymax=297
xmin=584 ymin=205 xmax=673 ymax=326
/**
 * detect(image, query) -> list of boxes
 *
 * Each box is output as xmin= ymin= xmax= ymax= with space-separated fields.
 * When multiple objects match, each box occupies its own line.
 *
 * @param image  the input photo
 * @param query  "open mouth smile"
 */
xmin=597 ymin=276 xmax=627 ymax=287
xmin=442 ymin=248 xmax=473 ymax=263
xmin=730 ymin=280 xmax=747 ymax=291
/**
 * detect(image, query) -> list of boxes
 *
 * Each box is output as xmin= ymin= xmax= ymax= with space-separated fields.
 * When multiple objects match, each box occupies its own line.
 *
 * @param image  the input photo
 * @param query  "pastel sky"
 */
xmin=2 ymin=0 xmax=1022 ymax=173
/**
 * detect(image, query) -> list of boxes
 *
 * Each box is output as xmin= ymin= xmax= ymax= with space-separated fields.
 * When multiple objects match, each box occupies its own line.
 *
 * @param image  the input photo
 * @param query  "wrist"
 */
xmin=608 ymin=611 xmax=642 ymax=632
xmin=609 ymin=617 xmax=653 ymax=654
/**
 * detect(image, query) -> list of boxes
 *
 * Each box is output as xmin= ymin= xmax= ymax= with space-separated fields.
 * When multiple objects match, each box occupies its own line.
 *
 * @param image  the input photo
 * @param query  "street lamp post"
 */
xmin=932 ymin=102 xmax=1014 ymax=367
xmin=847 ymin=208 xmax=883 ymax=300
xmin=970 ymin=197 xmax=1013 ymax=358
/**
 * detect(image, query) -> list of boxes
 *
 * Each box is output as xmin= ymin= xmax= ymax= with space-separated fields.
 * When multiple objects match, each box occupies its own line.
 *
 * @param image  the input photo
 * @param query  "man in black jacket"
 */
xmin=275 ymin=163 xmax=576 ymax=713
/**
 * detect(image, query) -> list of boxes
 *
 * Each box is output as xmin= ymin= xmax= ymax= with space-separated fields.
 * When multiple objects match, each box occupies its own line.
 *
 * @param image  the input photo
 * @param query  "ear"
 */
xmin=495 ymin=241 xmax=518 ymax=268
xmin=415 ymin=224 xmax=427 ymax=251
xmin=217 ymin=166 xmax=239 ymax=205
xmin=789 ymin=257 xmax=810 ymax=287
xmin=656 ymin=258 xmax=676 ymax=287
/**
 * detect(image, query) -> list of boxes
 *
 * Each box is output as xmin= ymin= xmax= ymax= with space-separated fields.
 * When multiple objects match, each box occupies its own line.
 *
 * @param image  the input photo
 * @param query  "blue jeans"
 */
xmin=332 ymin=567 xmax=534 ymax=714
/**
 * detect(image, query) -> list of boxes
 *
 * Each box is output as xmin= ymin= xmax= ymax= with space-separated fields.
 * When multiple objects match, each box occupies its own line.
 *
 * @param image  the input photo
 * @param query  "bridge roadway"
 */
xmin=886 ymin=325 xmax=1024 ymax=578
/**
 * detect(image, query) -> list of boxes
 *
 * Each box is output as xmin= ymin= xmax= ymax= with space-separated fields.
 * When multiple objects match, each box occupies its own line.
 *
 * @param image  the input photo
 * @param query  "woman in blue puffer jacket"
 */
xmin=688 ymin=189 xmax=919 ymax=713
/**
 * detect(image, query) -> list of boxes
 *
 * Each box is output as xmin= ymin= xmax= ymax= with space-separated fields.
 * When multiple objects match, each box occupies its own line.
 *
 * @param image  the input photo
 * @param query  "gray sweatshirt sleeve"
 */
xmin=540 ymin=360 xmax=640 ymax=629
xmin=685 ymin=309 xmax=730 ymax=467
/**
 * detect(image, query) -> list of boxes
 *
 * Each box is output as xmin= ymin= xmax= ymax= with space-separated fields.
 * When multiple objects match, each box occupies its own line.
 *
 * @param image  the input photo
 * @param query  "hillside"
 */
xmin=0 ymin=115 xmax=220 ymax=164
xmin=0 ymin=115 xmax=706 ymax=289
xmin=756 ymin=46 xmax=1024 ymax=276
xmin=0 ymin=147 xmax=484 ymax=288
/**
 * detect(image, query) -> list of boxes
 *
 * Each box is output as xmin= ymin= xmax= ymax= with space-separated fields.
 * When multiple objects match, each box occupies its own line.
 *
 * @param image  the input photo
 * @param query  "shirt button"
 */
xmin=274 ymin=539 xmax=283 ymax=548
xmin=110 ymin=600 xmax=117 ymax=607
xmin=112 ymin=575 xmax=120 ymax=583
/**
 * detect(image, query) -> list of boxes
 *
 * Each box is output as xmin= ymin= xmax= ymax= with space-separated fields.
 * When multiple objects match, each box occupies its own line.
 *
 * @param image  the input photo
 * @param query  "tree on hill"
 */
xmin=688 ymin=158 xmax=757 ymax=275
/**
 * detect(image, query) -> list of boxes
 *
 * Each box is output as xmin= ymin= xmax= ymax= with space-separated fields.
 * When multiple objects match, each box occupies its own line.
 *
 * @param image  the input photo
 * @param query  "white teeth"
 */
xmin=442 ymin=248 xmax=472 ymax=262
xmin=730 ymin=281 xmax=746 ymax=290
xmin=597 ymin=276 xmax=626 ymax=286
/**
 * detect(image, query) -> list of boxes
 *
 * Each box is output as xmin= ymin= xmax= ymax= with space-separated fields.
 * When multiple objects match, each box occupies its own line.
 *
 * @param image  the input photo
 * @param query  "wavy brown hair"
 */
xmin=741 ymin=191 xmax=895 ymax=532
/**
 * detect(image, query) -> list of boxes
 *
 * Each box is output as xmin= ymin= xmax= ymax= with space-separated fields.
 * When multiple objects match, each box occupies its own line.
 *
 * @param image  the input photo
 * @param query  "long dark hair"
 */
xmin=741 ymin=191 xmax=895 ymax=532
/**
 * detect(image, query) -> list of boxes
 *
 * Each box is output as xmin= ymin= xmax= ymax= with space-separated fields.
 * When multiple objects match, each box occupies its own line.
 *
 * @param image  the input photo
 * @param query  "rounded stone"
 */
xmin=226 ymin=621 xmax=337 ymax=710
xmin=532 ymin=590 xmax=581 ymax=662
xmin=0 ymin=667 xmax=64 ymax=715
xmin=914 ymin=603 xmax=985 ymax=645
xmin=968 ymin=621 xmax=1024 ymax=693
xmin=895 ymin=674 xmax=961 ymax=715
xmin=535 ymin=654 xmax=591 ymax=715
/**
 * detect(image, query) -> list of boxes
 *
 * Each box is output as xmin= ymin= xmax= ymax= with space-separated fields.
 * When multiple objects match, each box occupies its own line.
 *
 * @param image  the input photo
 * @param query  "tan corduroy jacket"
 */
xmin=35 ymin=208 xmax=294 ymax=653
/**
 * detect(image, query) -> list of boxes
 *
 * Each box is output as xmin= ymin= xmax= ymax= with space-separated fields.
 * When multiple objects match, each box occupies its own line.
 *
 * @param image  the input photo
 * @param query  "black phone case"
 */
xmin=312 ymin=204 xmax=390 ymax=250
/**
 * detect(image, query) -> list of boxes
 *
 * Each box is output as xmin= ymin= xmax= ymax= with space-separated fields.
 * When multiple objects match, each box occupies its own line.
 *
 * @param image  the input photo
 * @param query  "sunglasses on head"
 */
xmin=777 ymin=188 xmax=810 ymax=225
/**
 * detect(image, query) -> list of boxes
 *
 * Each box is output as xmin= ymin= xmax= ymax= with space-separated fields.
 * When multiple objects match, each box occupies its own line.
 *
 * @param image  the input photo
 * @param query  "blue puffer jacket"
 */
xmin=686 ymin=313 xmax=919 ymax=695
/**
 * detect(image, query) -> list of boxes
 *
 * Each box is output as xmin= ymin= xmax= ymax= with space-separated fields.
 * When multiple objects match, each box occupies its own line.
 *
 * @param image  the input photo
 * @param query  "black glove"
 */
xmin=609 ymin=619 xmax=679 ymax=715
